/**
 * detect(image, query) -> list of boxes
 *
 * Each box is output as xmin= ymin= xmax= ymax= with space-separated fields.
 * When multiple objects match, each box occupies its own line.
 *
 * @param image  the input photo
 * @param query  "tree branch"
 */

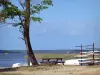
xmin=19 ymin=0 xmax=25 ymax=10
xmin=18 ymin=15 xmax=24 ymax=27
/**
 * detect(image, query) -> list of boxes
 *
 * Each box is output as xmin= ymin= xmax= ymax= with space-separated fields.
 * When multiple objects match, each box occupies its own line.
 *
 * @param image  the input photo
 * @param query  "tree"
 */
xmin=0 ymin=0 xmax=52 ymax=66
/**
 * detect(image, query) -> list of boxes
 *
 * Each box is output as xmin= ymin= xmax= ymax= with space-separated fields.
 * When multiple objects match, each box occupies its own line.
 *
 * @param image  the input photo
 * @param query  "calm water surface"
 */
xmin=0 ymin=53 xmax=27 ymax=67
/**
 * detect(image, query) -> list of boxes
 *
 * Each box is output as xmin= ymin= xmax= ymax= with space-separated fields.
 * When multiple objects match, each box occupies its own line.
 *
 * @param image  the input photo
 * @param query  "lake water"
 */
xmin=0 ymin=52 xmax=27 ymax=67
xmin=0 ymin=50 xmax=72 ymax=67
xmin=0 ymin=50 xmax=95 ymax=67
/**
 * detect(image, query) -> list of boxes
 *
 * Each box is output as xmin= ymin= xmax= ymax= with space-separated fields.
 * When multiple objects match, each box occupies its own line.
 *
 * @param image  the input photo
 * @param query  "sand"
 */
xmin=1 ymin=65 xmax=100 ymax=75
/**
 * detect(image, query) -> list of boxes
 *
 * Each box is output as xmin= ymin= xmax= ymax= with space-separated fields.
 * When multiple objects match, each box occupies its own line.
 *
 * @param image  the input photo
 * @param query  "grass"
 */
xmin=0 ymin=73 xmax=23 ymax=75
xmin=34 ymin=53 xmax=77 ymax=60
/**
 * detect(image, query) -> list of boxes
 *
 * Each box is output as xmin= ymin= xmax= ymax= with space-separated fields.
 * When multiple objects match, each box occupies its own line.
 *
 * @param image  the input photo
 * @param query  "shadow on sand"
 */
xmin=0 ymin=67 xmax=18 ymax=72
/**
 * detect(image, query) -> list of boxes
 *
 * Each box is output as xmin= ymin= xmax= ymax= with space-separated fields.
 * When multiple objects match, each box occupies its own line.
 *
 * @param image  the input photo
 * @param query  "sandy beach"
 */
xmin=0 ymin=65 xmax=100 ymax=75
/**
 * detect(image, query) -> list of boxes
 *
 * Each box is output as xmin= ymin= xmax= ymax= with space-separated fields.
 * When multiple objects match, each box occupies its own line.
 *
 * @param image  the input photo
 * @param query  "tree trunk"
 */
xmin=24 ymin=0 xmax=38 ymax=66
xmin=24 ymin=30 xmax=38 ymax=65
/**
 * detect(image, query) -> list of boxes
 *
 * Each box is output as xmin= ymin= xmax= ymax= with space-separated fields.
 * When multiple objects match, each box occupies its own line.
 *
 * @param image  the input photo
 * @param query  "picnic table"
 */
xmin=40 ymin=58 xmax=64 ymax=65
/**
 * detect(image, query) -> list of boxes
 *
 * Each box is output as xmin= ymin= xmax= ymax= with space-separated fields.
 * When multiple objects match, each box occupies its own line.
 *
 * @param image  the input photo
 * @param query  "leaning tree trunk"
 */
xmin=24 ymin=0 xmax=38 ymax=66
xmin=24 ymin=29 xmax=38 ymax=65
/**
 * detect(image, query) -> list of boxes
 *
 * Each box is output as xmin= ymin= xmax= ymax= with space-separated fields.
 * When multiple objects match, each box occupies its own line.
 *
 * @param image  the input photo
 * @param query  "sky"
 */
xmin=0 ymin=0 xmax=100 ymax=50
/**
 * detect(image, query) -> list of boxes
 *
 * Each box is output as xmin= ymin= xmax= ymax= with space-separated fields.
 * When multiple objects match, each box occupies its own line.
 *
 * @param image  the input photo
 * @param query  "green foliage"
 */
xmin=0 ymin=0 xmax=53 ymax=37
xmin=0 ymin=0 xmax=10 ymax=6
xmin=0 ymin=0 xmax=52 ymax=24
xmin=42 ymin=0 xmax=53 ymax=6
xmin=31 ymin=17 xmax=42 ymax=23
xmin=0 ymin=1 xmax=22 ymax=22
xmin=31 ymin=4 xmax=48 ymax=14
xmin=2 ymin=6 xmax=20 ymax=19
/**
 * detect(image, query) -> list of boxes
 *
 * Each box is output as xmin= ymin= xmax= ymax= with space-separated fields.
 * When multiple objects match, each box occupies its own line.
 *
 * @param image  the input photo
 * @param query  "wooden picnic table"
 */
xmin=40 ymin=58 xmax=64 ymax=65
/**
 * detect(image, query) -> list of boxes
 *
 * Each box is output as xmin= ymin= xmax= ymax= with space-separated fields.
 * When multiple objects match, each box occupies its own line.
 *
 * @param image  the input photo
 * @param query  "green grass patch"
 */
xmin=0 ymin=73 xmax=23 ymax=75
xmin=35 ymin=53 xmax=77 ymax=60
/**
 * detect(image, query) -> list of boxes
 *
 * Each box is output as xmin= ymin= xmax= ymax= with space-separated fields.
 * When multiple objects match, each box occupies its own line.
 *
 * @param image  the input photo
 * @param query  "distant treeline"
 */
xmin=0 ymin=50 xmax=22 ymax=53
xmin=0 ymin=49 xmax=100 ymax=54
xmin=33 ymin=50 xmax=100 ymax=54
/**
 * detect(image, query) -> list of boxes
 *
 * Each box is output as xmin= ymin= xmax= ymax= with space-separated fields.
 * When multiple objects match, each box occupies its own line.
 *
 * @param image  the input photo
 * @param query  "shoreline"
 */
xmin=0 ymin=67 xmax=9 ymax=69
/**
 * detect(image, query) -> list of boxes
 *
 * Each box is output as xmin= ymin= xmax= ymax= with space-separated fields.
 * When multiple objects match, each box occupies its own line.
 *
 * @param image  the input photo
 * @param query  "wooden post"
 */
xmin=80 ymin=44 xmax=83 ymax=55
xmin=86 ymin=43 xmax=95 ymax=65
xmin=81 ymin=44 xmax=82 ymax=66
xmin=75 ymin=44 xmax=84 ymax=66
xmin=93 ymin=43 xmax=94 ymax=65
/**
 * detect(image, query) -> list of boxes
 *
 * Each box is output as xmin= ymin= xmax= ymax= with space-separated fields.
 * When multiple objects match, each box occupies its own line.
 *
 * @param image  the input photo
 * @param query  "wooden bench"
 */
xmin=40 ymin=58 xmax=64 ymax=65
